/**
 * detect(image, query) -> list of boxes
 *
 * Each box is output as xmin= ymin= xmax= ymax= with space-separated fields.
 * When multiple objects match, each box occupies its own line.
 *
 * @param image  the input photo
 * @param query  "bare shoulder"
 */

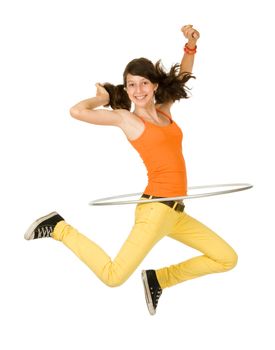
xmin=115 ymin=109 xmax=145 ymax=140
xmin=115 ymin=109 xmax=140 ymax=126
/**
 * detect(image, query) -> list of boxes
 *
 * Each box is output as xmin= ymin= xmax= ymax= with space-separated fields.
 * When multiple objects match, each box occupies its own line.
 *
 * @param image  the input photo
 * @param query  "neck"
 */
xmin=134 ymin=102 xmax=159 ymax=121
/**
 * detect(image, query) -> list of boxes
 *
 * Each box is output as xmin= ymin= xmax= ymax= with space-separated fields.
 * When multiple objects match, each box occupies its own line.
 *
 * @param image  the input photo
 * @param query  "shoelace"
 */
xmin=37 ymin=226 xmax=53 ymax=238
xmin=150 ymin=286 xmax=162 ymax=307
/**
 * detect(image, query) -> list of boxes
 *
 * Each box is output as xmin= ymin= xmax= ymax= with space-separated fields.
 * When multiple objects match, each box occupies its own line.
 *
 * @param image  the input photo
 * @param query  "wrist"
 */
xmin=186 ymin=40 xmax=197 ymax=49
xmin=184 ymin=42 xmax=197 ymax=55
xmin=97 ymin=94 xmax=110 ymax=106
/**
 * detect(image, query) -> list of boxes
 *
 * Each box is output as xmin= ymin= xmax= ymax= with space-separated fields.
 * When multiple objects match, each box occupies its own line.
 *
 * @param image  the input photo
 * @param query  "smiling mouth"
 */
xmin=135 ymin=95 xmax=147 ymax=100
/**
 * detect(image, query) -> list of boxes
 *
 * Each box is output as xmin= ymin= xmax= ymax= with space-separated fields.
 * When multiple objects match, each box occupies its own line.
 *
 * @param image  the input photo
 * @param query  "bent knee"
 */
xmin=101 ymin=270 xmax=128 ymax=288
xmin=222 ymin=250 xmax=238 ymax=271
xmin=101 ymin=262 xmax=132 ymax=287
xmin=104 ymin=278 xmax=125 ymax=288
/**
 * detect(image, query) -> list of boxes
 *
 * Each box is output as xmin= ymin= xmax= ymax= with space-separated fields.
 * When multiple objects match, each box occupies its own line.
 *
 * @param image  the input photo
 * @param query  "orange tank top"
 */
xmin=129 ymin=109 xmax=187 ymax=197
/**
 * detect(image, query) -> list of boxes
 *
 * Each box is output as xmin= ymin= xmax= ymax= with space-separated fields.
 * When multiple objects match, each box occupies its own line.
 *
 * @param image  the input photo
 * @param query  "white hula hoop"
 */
xmin=89 ymin=183 xmax=253 ymax=206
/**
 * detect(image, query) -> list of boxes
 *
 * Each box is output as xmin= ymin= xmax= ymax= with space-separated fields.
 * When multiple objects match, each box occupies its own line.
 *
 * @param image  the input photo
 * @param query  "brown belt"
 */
xmin=141 ymin=194 xmax=185 ymax=213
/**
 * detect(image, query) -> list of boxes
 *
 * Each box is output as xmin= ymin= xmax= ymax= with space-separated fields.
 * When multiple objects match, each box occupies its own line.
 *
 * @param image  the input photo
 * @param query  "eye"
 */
xmin=127 ymin=83 xmax=134 ymax=88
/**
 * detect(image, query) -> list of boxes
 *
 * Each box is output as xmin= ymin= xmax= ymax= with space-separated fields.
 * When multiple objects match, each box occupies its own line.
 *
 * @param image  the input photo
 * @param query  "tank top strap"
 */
xmin=156 ymin=108 xmax=173 ymax=121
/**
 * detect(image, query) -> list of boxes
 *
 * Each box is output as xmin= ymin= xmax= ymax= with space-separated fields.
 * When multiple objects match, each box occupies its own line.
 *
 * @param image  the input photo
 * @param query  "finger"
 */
xmin=182 ymin=24 xmax=193 ymax=29
xmin=184 ymin=27 xmax=197 ymax=38
xmin=184 ymin=28 xmax=194 ymax=38
xmin=192 ymin=30 xmax=200 ymax=39
xmin=181 ymin=24 xmax=192 ymax=32
xmin=95 ymin=83 xmax=104 ymax=90
xmin=185 ymin=28 xmax=200 ymax=40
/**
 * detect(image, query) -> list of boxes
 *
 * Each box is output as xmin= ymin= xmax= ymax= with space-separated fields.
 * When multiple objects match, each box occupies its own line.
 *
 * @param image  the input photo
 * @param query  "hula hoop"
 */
xmin=89 ymin=183 xmax=253 ymax=206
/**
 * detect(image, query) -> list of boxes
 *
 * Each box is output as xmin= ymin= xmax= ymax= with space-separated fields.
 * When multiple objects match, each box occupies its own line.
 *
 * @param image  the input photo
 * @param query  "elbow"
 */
xmin=69 ymin=106 xmax=81 ymax=120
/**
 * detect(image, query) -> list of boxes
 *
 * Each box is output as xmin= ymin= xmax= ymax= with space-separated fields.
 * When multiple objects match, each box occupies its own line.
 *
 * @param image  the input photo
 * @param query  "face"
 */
xmin=125 ymin=74 xmax=158 ymax=107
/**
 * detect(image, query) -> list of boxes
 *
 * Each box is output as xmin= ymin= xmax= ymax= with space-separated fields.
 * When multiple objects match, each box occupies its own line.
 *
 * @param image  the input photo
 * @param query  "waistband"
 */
xmin=141 ymin=194 xmax=185 ymax=213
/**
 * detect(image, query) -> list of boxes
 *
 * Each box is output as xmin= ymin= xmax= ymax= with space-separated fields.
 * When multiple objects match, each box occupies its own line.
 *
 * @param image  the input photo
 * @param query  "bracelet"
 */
xmin=184 ymin=43 xmax=197 ymax=54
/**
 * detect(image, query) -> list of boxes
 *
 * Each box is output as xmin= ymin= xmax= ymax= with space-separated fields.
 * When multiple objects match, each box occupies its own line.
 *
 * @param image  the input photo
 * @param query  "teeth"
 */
xmin=135 ymin=96 xmax=146 ymax=100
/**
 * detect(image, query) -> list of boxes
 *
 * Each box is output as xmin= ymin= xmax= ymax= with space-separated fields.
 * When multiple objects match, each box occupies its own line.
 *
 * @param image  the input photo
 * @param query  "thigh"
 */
xmin=113 ymin=202 xmax=175 ymax=273
xmin=169 ymin=212 xmax=236 ymax=260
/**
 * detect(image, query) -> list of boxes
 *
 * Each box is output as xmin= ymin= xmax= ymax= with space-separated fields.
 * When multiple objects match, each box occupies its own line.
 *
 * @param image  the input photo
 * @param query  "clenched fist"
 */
xmin=181 ymin=25 xmax=200 ymax=43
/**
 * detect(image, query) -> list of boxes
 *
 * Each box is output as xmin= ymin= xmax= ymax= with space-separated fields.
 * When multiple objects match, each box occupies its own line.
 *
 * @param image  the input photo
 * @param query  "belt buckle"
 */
xmin=174 ymin=202 xmax=185 ymax=212
xmin=172 ymin=201 xmax=178 ymax=210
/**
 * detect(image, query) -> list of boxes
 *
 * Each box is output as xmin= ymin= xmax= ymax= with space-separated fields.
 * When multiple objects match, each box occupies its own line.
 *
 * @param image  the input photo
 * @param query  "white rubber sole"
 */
xmin=141 ymin=270 xmax=156 ymax=315
xmin=24 ymin=211 xmax=58 ymax=240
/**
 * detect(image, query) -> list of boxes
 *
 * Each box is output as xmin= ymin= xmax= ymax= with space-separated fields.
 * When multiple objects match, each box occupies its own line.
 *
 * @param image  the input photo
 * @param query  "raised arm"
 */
xmin=70 ymin=84 xmax=123 ymax=126
xmin=180 ymin=24 xmax=200 ymax=74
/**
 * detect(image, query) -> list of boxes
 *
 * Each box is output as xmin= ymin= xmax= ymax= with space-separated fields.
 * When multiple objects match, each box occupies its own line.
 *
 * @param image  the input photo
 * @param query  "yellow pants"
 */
xmin=52 ymin=202 xmax=238 ymax=288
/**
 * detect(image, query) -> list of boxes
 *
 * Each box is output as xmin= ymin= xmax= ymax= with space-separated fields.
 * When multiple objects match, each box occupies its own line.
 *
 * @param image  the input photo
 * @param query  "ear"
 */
xmin=154 ymin=83 xmax=158 ymax=91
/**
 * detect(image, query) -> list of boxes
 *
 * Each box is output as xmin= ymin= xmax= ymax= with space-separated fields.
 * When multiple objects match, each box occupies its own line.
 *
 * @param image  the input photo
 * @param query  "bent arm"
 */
xmin=70 ymin=85 xmax=123 ymax=126
xmin=180 ymin=25 xmax=200 ymax=74
xmin=70 ymin=94 xmax=108 ymax=113
xmin=158 ymin=25 xmax=200 ymax=113
xmin=180 ymin=44 xmax=196 ymax=74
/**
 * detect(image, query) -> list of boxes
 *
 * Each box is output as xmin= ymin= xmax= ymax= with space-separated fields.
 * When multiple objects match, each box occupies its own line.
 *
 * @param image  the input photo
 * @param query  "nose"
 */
xmin=135 ymin=83 xmax=143 ymax=94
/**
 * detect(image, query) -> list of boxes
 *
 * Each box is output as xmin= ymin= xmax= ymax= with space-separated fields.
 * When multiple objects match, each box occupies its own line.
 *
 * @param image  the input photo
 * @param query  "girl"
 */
xmin=25 ymin=25 xmax=238 ymax=315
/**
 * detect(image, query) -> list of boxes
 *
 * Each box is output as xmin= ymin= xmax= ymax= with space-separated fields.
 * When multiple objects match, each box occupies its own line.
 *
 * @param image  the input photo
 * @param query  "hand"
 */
xmin=95 ymin=83 xmax=110 ymax=105
xmin=181 ymin=24 xmax=200 ymax=43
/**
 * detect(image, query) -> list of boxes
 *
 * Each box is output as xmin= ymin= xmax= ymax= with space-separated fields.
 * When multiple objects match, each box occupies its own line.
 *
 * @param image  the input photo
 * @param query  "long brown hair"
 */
xmin=103 ymin=57 xmax=195 ymax=110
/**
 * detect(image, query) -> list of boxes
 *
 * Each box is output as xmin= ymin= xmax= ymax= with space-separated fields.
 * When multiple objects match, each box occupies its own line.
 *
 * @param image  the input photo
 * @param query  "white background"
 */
xmin=1 ymin=0 xmax=274 ymax=349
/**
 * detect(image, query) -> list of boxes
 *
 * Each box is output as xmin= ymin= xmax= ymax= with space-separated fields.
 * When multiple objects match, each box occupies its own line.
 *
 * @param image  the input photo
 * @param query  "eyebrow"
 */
xmin=126 ymin=78 xmax=148 ymax=83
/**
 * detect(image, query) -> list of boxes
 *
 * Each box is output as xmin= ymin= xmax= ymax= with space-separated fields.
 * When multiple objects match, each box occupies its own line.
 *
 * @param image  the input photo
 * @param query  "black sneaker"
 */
xmin=142 ymin=270 xmax=163 ymax=315
xmin=24 ymin=212 xmax=64 ymax=240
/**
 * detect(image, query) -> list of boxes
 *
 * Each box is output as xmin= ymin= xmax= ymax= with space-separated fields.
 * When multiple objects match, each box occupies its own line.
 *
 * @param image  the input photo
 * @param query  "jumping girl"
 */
xmin=25 ymin=25 xmax=238 ymax=315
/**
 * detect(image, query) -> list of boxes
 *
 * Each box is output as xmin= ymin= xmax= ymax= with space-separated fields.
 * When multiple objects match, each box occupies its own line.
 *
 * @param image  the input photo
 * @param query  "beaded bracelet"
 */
xmin=184 ymin=43 xmax=197 ymax=54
